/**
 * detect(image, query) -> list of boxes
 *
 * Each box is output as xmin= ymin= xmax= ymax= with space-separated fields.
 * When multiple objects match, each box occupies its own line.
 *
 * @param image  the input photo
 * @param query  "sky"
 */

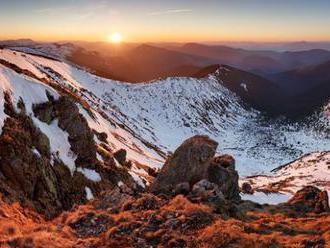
xmin=1 ymin=0 xmax=330 ymax=43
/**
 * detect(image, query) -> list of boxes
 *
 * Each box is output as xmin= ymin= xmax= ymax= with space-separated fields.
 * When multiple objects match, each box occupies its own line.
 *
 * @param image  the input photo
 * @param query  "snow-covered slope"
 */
xmin=240 ymin=151 xmax=330 ymax=204
xmin=0 ymin=48 xmax=164 ymax=187
xmin=0 ymin=40 xmax=74 ymax=60
xmin=0 ymin=48 xmax=329 ymax=187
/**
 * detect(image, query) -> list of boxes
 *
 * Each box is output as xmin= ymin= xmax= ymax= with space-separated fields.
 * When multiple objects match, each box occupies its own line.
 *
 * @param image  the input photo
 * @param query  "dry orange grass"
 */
xmin=0 ymin=195 xmax=329 ymax=247
xmin=161 ymin=195 xmax=212 ymax=213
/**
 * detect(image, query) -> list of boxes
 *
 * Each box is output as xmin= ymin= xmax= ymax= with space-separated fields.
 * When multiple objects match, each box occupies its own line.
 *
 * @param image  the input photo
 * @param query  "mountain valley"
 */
xmin=0 ymin=43 xmax=329 ymax=247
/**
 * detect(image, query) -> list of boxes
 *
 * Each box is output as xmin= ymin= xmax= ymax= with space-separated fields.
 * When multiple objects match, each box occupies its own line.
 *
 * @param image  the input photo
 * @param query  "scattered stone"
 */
xmin=94 ymin=187 xmax=134 ymax=210
xmin=114 ymin=149 xmax=127 ymax=166
xmin=213 ymin=154 xmax=235 ymax=170
xmin=122 ymin=194 xmax=162 ymax=211
xmin=173 ymin=182 xmax=190 ymax=196
xmin=69 ymin=212 xmax=115 ymax=237
xmin=288 ymin=186 xmax=329 ymax=213
xmin=95 ymin=131 xmax=108 ymax=143
xmin=241 ymin=182 xmax=254 ymax=194
xmin=181 ymin=210 xmax=214 ymax=231
xmin=190 ymin=179 xmax=225 ymax=203
xmin=147 ymin=167 xmax=158 ymax=177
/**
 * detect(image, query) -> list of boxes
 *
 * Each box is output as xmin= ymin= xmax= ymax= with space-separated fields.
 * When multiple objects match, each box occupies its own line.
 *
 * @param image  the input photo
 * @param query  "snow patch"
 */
xmin=96 ymin=152 xmax=103 ymax=162
xmin=77 ymin=167 xmax=101 ymax=182
xmin=240 ymin=83 xmax=248 ymax=92
xmin=32 ymin=148 xmax=41 ymax=157
xmin=240 ymin=151 xmax=330 ymax=204
xmin=241 ymin=192 xmax=291 ymax=205
xmin=0 ymin=90 xmax=7 ymax=131
xmin=33 ymin=118 xmax=76 ymax=173
xmin=85 ymin=187 xmax=94 ymax=200
xmin=128 ymin=171 xmax=145 ymax=187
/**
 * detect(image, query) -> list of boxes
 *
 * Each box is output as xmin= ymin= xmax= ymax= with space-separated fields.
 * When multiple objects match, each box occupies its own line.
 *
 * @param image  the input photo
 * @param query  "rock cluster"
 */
xmin=150 ymin=135 xmax=240 ymax=202
xmin=0 ymin=134 xmax=329 ymax=247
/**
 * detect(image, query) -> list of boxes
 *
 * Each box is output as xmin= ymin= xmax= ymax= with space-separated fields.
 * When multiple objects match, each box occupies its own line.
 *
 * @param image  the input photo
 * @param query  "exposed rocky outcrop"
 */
xmin=33 ymin=95 xmax=97 ymax=167
xmin=0 ymin=93 xmax=65 ymax=218
xmin=190 ymin=180 xmax=224 ymax=202
xmin=150 ymin=135 xmax=240 ymax=202
xmin=0 ymin=93 xmax=136 ymax=219
xmin=150 ymin=135 xmax=217 ymax=194
xmin=33 ymin=96 xmax=137 ymax=187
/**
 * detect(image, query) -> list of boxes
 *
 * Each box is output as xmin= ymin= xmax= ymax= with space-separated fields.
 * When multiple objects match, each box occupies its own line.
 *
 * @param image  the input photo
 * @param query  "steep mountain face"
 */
xmin=67 ymin=48 xmax=130 ymax=82
xmin=210 ymin=65 xmax=284 ymax=114
xmin=67 ymin=44 xmax=214 ymax=83
xmin=268 ymin=60 xmax=330 ymax=116
xmin=3 ymin=40 xmax=330 ymax=117
xmin=0 ymin=48 xmax=158 ymax=218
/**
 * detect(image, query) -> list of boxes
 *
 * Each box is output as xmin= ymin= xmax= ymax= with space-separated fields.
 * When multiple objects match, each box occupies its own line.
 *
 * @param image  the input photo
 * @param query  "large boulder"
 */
xmin=150 ymin=135 xmax=217 ymax=193
xmin=288 ymin=186 xmax=329 ymax=213
xmin=150 ymin=135 xmax=240 ymax=201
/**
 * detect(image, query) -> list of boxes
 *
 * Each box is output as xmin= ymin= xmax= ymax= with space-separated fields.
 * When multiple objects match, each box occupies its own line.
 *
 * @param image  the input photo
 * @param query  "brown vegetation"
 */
xmin=0 ymin=192 xmax=329 ymax=248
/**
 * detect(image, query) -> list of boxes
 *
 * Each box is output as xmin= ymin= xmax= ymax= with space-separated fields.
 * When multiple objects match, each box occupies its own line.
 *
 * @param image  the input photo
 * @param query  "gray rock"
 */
xmin=191 ymin=179 xmax=225 ymax=202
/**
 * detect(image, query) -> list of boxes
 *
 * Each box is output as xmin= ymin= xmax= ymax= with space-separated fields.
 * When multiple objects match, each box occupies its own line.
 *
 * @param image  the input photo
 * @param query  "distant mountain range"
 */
xmin=165 ymin=43 xmax=330 ymax=75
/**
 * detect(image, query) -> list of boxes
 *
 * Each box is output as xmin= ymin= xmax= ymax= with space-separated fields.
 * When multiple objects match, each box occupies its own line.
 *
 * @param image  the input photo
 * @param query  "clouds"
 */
xmin=32 ymin=1 xmax=119 ymax=23
xmin=149 ymin=9 xmax=193 ymax=16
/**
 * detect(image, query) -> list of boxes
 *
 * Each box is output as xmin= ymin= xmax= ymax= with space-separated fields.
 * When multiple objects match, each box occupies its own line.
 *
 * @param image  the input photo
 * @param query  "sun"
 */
xmin=108 ymin=33 xmax=122 ymax=44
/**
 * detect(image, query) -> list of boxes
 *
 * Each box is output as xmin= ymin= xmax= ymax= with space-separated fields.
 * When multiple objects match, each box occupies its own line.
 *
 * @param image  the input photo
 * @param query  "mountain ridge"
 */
xmin=0 ymin=47 xmax=329 ymax=180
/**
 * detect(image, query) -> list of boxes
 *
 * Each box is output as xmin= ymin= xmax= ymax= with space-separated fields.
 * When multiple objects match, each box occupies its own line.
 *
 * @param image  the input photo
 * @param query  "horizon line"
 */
xmin=2 ymin=37 xmax=330 ymax=45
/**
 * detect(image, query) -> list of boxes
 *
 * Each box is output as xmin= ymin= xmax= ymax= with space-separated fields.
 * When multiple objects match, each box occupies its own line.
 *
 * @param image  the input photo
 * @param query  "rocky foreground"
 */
xmin=0 ymin=136 xmax=329 ymax=248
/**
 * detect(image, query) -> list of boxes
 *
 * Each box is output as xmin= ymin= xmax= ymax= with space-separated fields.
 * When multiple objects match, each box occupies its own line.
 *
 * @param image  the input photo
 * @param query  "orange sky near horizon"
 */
xmin=1 ymin=0 xmax=330 ymax=43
